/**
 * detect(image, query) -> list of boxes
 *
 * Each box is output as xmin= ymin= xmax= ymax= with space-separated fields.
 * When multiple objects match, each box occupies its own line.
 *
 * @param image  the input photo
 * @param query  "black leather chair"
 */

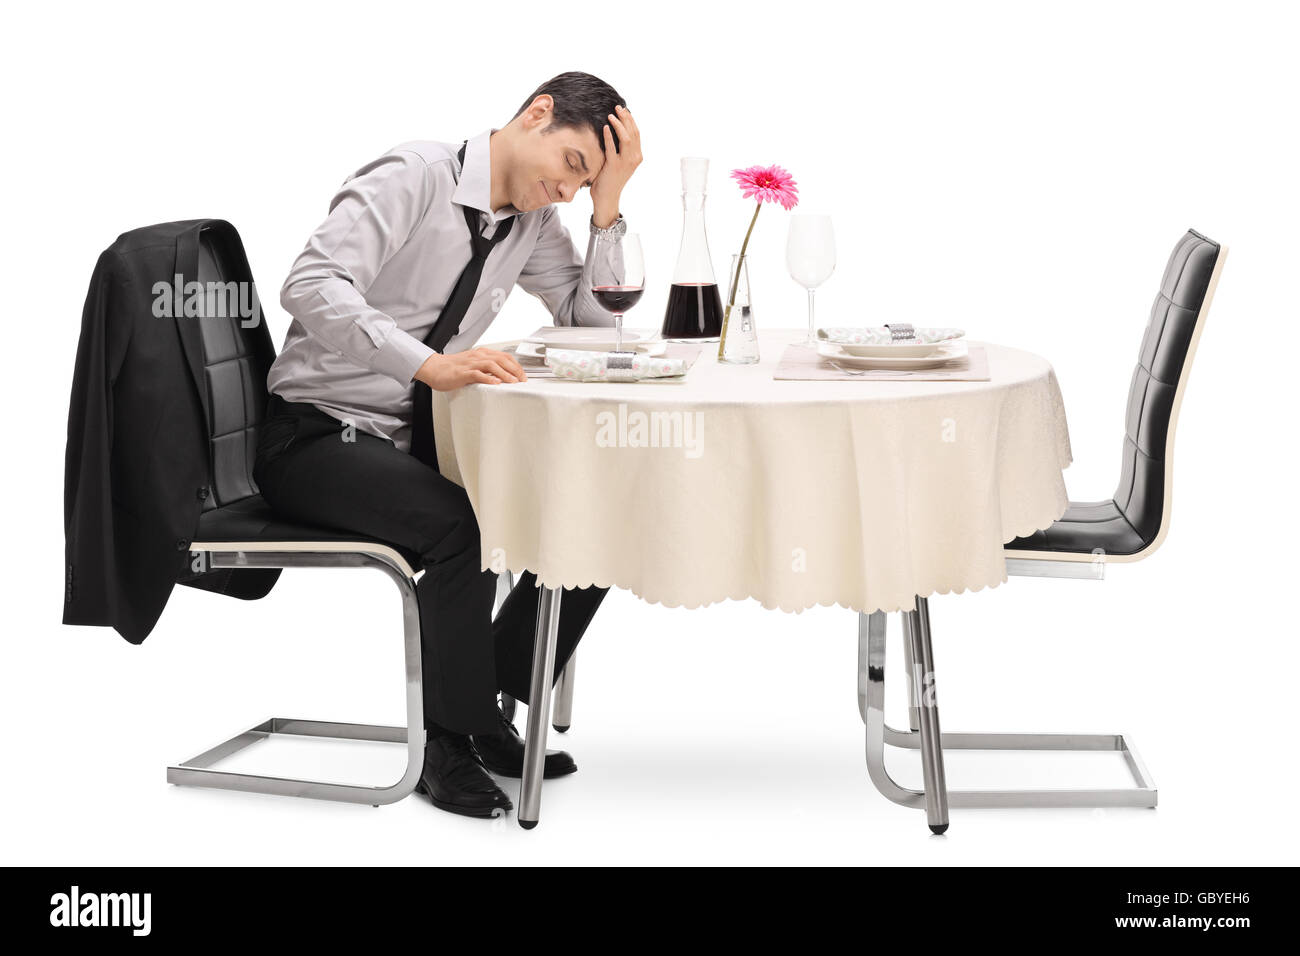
xmin=1003 ymin=228 xmax=1224 ymax=563
xmin=166 ymin=225 xmax=435 ymax=806
xmin=859 ymin=229 xmax=1227 ymax=832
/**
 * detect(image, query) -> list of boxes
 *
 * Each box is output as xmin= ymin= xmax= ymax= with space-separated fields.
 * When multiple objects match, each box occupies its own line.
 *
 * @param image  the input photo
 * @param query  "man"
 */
xmin=253 ymin=72 xmax=642 ymax=818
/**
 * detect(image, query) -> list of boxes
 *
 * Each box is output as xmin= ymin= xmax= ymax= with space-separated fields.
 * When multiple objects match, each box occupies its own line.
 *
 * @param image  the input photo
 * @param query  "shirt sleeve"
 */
xmin=279 ymin=150 xmax=439 ymax=384
xmin=515 ymin=205 xmax=620 ymax=328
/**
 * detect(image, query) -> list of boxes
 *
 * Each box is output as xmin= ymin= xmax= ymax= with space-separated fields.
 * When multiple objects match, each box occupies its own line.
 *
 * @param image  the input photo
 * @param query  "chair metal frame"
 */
xmin=857 ymin=582 xmax=1158 ymax=835
xmin=844 ymin=238 xmax=1222 ymax=831
xmin=166 ymin=543 xmax=426 ymax=807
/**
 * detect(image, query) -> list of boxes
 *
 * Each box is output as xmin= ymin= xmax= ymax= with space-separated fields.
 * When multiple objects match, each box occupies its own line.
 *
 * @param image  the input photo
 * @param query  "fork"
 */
xmin=827 ymin=360 xmax=914 ymax=378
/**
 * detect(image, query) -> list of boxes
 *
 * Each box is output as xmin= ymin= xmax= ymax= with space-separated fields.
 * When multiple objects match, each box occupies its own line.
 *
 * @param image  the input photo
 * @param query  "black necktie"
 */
xmin=409 ymin=140 xmax=516 ymax=468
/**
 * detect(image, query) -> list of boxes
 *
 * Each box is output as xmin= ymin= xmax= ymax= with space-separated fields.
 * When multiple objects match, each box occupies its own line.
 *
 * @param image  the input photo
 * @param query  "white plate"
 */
xmin=524 ymin=327 xmax=660 ymax=351
xmin=840 ymin=341 xmax=944 ymax=358
xmin=817 ymin=339 xmax=968 ymax=369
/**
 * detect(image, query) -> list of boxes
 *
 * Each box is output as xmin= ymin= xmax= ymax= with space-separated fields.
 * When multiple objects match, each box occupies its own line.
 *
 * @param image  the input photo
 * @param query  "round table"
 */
xmin=432 ymin=329 xmax=1072 ymax=616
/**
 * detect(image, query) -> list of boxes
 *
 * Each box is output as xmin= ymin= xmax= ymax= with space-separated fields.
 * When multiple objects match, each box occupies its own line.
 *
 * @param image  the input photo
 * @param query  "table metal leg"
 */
xmin=553 ymin=654 xmax=576 ymax=733
xmin=518 ymin=585 xmax=562 ymax=829
xmin=908 ymin=597 xmax=950 ymax=834
xmin=495 ymin=571 xmax=518 ymax=722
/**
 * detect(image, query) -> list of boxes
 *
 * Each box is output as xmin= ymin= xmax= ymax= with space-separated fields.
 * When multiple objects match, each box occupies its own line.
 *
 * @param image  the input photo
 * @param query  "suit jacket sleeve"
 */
xmin=63 ymin=249 xmax=132 ymax=627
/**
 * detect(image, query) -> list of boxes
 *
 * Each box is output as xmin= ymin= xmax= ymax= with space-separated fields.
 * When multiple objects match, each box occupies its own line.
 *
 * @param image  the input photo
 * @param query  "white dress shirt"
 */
xmin=266 ymin=127 xmax=619 ymax=451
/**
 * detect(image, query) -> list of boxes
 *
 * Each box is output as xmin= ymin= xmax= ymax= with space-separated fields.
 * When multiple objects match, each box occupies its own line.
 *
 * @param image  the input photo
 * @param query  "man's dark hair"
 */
xmin=513 ymin=71 xmax=627 ymax=153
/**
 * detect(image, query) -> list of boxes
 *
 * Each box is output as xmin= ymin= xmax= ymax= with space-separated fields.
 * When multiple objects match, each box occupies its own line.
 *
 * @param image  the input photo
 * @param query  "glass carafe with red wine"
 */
xmin=661 ymin=156 xmax=723 ymax=341
xmin=591 ymin=231 xmax=645 ymax=351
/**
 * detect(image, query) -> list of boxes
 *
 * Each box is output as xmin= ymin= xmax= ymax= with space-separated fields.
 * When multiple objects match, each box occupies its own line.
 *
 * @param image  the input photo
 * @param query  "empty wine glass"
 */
xmin=591 ymin=232 xmax=645 ymax=351
xmin=786 ymin=214 xmax=836 ymax=346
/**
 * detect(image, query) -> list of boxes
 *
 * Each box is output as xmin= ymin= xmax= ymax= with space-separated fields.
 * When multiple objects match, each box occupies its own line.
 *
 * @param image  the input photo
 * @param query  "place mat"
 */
xmin=773 ymin=343 xmax=990 ymax=382
xmin=510 ymin=342 xmax=704 ymax=381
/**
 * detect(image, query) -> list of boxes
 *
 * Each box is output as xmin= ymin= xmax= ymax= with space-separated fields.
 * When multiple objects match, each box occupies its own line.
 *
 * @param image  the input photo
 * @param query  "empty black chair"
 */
xmin=860 ymin=228 xmax=1226 ymax=832
xmin=1004 ymin=229 xmax=1224 ymax=562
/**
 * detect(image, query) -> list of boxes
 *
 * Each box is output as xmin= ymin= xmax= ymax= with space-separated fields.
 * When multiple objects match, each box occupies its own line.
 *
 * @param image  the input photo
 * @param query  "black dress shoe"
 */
xmin=414 ymin=734 xmax=513 ymax=818
xmin=471 ymin=709 xmax=577 ymax=779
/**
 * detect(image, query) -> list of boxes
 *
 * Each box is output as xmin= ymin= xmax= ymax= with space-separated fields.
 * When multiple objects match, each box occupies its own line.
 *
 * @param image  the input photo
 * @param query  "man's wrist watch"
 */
xmin=590 ymin=213 xmax=626 ymax=240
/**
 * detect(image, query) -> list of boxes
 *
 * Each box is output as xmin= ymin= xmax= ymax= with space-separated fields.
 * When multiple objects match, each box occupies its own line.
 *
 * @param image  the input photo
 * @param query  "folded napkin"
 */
xmin=818 ymin=326 xmax=965 ymax=346
xmin=544 ymin=348 xmax=688 ymax=382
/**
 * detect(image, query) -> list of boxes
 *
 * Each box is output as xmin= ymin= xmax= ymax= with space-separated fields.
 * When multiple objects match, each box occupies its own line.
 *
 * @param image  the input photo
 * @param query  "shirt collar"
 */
xmin=452 ymin=128 xmax=523 ymax=225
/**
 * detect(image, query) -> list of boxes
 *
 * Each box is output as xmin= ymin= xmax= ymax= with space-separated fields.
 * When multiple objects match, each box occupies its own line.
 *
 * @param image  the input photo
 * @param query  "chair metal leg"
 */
xmin=518 ymin=585 xmax=563 ymax=829
xmin=855 ymin=610 xmax=885 ymax=724
xmin=553 ymin=654 xmax=576 ymax=733
xmin=167 ymin=550 xmax=424 ymax=806
xmin=859 ymin=605 xmax=1158 ymax=829
xmin=859 ymin=610 xmax=920 ymax=734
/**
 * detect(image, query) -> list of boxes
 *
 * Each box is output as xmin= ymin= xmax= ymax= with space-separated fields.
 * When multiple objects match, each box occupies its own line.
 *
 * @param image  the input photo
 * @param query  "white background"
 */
xmin=4 ymin=0 xmax=1298 ymax=864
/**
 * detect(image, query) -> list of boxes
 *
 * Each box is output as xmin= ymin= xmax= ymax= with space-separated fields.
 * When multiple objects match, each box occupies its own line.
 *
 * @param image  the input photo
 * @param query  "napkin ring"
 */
xmin=885 ymin=323 xmax=916 ymax=342
xmin=607 ymin=353 xmax=636 ymax=370
xmin=603 ymin=352 xmax=641 ymax=381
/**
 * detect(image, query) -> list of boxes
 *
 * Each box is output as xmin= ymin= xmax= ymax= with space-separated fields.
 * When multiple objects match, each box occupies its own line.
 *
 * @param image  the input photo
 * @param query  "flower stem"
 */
xmin=718 ymin=201 xmax=762 ymax=358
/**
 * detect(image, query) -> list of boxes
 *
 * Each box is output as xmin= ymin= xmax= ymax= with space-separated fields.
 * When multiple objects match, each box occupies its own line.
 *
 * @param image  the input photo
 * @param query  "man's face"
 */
xmin=513 ymin=119 xmax=606 ymax=211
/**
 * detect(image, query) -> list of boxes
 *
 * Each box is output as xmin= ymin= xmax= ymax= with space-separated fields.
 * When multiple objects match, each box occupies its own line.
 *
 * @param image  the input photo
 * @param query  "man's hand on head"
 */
xmin=414 ymin=348 xmax=528 ymax=390
xmin=590 ymin=104 xmax=642 ymax=228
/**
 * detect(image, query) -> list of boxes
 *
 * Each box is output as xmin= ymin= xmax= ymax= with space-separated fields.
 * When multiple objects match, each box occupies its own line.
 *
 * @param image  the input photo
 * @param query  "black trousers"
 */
xmin=252 ymin=394 xmax=608 ymax=736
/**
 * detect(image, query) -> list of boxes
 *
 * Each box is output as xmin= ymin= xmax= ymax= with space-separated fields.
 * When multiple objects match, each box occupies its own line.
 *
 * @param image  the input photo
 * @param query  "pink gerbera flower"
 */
xmin=729 ymin=164 xmax=800 ymax=210
xmin=717 ymin=163 xmax=799 ymax=359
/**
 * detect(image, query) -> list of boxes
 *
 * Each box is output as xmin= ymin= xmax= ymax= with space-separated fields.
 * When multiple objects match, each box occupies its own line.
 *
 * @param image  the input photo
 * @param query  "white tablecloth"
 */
xmin=432 ymin=329 xmax=1072 ymax=614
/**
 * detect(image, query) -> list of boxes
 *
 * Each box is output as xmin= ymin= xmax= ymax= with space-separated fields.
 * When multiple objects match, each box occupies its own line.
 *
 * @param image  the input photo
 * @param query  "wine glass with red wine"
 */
xmin=591 ymin=232 xmax=645 ymax=351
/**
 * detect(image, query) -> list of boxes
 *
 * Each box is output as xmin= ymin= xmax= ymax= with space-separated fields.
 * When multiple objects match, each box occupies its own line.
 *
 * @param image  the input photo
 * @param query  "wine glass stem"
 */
xmin=806 ymin=289 xmax=817 ymax=345
xmin=615 ymin=312 xmax=623 ymax=352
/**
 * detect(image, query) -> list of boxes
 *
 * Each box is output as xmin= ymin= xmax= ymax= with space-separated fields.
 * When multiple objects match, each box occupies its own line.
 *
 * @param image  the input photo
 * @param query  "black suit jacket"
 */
xmin=63 ymin=219 xmax=279 ymax=644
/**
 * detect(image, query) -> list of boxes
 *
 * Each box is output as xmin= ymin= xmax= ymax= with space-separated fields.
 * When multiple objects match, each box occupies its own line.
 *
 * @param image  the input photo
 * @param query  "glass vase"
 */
xmin=718 ymin=253 xmax=759 ymax=365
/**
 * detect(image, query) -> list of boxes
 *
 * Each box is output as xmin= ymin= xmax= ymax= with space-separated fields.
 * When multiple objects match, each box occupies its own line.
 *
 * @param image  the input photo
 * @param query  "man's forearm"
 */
xmin=592 ymin=197 xmax=621 ymax=230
